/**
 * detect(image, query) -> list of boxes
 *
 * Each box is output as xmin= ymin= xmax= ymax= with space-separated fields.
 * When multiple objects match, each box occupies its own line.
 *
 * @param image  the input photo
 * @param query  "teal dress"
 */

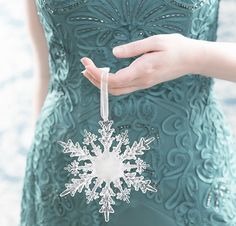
xmin=20 ymin=0 xmax=236 ymax=225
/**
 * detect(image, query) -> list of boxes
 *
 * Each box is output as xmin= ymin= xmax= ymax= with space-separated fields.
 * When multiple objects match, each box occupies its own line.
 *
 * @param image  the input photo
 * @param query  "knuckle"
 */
xmin=149 ymin=34 xmax=158 ymax=42
xmin=174 ymin=32 xmax=182 ymax=37
xmin=149 ymin=35 xmax=165 ymax=49
xmin=148 ymin=35 xmax=158 ymax=46
xmin=172 ymin=33 xmax=183 ymax=39
xmin=156 ymin=34 xmax=165 ymax=41
xmin=145 ymin=61 xmax=155 ymax=74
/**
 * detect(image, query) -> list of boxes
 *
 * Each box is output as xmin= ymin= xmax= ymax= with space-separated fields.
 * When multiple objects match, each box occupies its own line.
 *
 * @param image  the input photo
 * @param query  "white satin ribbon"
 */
xmin=100 ymin=67 xmax=110 ymax=121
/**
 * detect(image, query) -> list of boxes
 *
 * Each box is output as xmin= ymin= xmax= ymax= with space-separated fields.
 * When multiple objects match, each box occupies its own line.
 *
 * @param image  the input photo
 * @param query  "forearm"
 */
xmin=189 ymin=39 xmax=236 ymax=82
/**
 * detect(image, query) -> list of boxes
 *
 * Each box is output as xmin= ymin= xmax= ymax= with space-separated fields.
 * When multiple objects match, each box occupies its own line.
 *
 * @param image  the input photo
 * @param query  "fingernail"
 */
xmin=113 ymin=46 xmax=122 ymax=55
xmin=80 ymin=57 xmax=85 ymax=63
xmin=80 ymin=57 xmax=90 ymax=65
xmin=87 ymin=58 xmax=93 ymax=64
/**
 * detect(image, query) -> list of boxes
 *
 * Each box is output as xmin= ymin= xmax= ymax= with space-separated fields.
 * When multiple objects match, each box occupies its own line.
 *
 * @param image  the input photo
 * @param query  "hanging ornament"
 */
xmin=58 ymin=67 xmax=158 ymax=222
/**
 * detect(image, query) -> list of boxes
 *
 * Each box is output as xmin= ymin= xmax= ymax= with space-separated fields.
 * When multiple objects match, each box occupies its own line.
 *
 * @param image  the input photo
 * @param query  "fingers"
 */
xmin=80 ymin=57 xmax=114 ymax=87
xmin=85 ymin=63 xmax=141 ymax=89
xmin=81 ymin=51 xmax=159 ymax=89
xmin=80 ymin=57 xmax=95 ymax=66
xmin=82 ymin=69 xmax=140 ymax=96
xmin=82 ymin=69 xmax=100 ymax=88
xmin=84 ymin=64 xmax=114 ymax=86
xmin=112 ymin=35 xmax=163 ymax=58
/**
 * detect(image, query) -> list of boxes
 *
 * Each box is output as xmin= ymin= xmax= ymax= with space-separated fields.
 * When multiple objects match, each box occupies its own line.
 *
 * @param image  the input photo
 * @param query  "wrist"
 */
xmin=185 ymin=38 xmax=208 ymax=75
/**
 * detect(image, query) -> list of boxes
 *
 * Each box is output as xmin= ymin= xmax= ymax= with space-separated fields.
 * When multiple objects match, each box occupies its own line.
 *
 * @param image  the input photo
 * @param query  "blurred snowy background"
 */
xmin=0 ymin=0 xmax=236 ymax=225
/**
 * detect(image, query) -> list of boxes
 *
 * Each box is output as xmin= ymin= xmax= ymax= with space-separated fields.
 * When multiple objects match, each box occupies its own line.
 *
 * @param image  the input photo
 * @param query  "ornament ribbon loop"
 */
xmin=100 ymin=67 xmax=110 ymax=121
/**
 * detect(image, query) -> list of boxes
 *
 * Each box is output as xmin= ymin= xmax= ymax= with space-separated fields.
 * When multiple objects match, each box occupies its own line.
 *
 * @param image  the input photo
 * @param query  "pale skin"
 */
xmin=26 ymin=0 xmax=236 ymax=124
xmin=81 ymin=35 xmax=236 ymax=95
xmin=25 ymin=0 xmax=50 ymax=124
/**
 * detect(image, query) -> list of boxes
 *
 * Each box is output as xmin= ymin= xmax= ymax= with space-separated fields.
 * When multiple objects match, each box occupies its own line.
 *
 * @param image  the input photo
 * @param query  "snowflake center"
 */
xmin=91 ymin=151 xmax=124 ymax=182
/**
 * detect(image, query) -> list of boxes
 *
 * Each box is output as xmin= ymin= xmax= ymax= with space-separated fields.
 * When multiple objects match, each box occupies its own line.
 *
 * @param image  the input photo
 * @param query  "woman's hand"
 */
xmin=80 ymin=33 xmax=199 ymax=96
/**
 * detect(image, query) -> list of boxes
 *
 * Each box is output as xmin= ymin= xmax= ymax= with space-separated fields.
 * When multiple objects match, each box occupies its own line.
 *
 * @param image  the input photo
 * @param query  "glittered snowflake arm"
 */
xmin=121 ymin=136 xmax=155 ymax=161
xmin=58 ymin=139 xmax=91 ymax=160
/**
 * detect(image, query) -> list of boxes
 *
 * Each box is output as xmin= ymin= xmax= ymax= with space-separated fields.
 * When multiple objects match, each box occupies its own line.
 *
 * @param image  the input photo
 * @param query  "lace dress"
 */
xmin=20 ymin=0 xmax=236 ymax=225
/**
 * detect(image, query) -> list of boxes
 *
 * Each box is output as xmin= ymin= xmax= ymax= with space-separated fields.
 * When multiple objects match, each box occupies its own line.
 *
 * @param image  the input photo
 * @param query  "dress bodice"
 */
xmin=34 ymin=0 xmax=222 ymax=130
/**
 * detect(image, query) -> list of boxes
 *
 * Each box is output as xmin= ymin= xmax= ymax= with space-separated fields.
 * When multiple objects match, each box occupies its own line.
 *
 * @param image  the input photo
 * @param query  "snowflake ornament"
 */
xmin=58 ymin=67 xmax=158 ymax=222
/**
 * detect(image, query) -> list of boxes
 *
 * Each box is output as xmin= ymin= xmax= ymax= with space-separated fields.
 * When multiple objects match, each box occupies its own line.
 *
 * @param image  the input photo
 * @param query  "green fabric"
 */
xmin=20 ymin=0 xmax=236 ymax=225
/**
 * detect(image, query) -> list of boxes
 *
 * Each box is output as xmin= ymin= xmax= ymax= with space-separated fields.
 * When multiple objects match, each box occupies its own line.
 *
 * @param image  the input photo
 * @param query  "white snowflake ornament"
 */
xmin=58 ymin=67 xmax=158 ymax=222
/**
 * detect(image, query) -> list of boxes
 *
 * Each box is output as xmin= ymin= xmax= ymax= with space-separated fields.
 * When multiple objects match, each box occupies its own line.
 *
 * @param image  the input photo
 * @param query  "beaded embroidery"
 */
xmin=168 ymin=0 xmax=209 ymax=10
